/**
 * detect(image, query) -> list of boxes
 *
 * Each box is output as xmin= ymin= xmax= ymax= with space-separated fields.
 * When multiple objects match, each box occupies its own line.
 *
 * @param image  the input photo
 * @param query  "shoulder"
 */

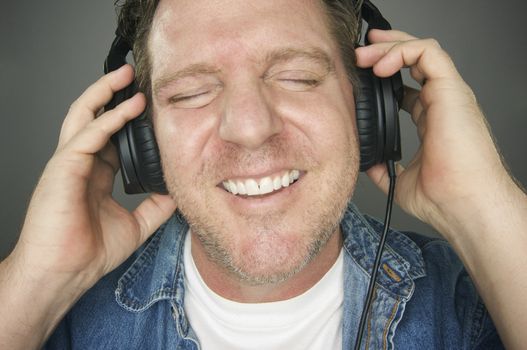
xmin=398 ymin=230 xmax=503 ymax=349
xmin=366 ymin=219 xmax=504 ymax=349
xmin=345 ymin=205 xmax=502 ymax=349
xmin=44 ymin=214 xmax=189 ymax=349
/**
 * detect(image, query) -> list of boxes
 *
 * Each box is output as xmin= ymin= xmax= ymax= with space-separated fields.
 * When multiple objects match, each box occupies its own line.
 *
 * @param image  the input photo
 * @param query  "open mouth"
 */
xmin=221 ymin=169 xmax=302 ymax=197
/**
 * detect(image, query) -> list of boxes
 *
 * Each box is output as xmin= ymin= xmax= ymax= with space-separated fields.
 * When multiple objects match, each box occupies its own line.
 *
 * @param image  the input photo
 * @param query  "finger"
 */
xmin=371 ymin=39 xmax=460 ymax=81
xmin=63 ymin=92 xmax=146 ymax=156
xmin=356 ymin=29 xmax=419 ymax=69
xmin=59 ymin=64 xmax=135 ymax=147
xmin=88 ymin=155 xmax=119 ymax=195
xmin=355 ymin=41 xmax=397 ymax=68
xmin=357 ymin=42 xmax=430 ymax=85
xmin=366 ymin=162 xmax=406 ymax=196
xmin=409 ymin=67 xmax=426 ymax=87
xmin=401 ymin=86 xmax=423 ymax=123
xmin=86 ymin=142 xmax=120 ymax=195
xmin=133 ymin=194 xmax=178 ymax=245
xmin=367 ymin=29 xmax=418 ymax=43
xmin=98 ymin=141 xmax=120 ymax=175
xmin=401 ymin=86 xmax=428 ymax=142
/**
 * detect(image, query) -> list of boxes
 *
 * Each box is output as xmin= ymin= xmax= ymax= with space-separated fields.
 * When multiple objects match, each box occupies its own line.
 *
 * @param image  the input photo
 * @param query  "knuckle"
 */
xmin=424 ymin=38 xmax=441 ymax=49
xmin=100 ymin=72 xmax=120 ymax=94
xmin=88 ymin=120 xmax=111 ymax=137
xmin=110 ymin=104 xmax=128 ymax=122
xmin=68 ymin=99 xmax=81 ymax=114
xmin=114 ymin=97 xmax=138 ymax=121
xmin=67 ymin=97 xmax=93 ymax=118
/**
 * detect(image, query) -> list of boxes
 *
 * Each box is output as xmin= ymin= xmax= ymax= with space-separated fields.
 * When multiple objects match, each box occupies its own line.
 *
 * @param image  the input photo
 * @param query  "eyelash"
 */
xmin=166 ymin=74 xmax=322 ymax=108
xmin=169 ymin=91 xmax=209 ymax=103
xmin=283 ymin=79 xmax=321 ymax=87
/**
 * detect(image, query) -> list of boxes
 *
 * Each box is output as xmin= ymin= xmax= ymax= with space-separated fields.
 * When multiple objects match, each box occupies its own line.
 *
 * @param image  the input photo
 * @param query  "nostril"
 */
xmin=218 ymin=90 xmax=283 ymax=150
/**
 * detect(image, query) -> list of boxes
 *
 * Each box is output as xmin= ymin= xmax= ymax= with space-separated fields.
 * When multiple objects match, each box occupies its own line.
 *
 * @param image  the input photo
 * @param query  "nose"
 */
xmin=219 ymin=83 xmax=283 ymax=150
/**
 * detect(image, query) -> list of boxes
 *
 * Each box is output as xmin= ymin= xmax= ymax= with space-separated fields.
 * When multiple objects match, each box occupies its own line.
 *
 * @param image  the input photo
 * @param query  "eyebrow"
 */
xmin=153 ymin=63 xmax=220 ymax=97
xmin=152 ymin=47 xmax=335 ymax=97
xmin=263 ymin=47 xmax=336 ymax=74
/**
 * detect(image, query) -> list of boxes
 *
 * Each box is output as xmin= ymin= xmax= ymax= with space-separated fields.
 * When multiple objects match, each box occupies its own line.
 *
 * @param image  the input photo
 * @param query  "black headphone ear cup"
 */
xmin=104 ymin=36 xmax=168 ymax=194
xmin=129 ymin=117 xmax=168 ymax=194
xmin=356 ymin=68 xmax=384 ymax=171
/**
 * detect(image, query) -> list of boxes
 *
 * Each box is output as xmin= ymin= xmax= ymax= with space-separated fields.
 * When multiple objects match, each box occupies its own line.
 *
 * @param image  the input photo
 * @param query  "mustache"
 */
xmin=198 ymin=133 xmax=319 ymax=180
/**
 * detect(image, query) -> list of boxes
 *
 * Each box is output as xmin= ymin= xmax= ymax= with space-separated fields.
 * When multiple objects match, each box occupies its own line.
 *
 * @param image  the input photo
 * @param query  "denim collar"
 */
xmin=115 ymin=212 xmax=189 ymax=312
xmin=115 ymin=202 xmax=426 ymax=312
xmin=341 ymin=203 xmax=426 ymax=299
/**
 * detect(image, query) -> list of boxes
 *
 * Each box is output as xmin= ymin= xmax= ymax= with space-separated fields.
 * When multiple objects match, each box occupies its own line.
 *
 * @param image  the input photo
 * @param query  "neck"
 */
xmin=191 ymin=229 xmax=343 ymax=303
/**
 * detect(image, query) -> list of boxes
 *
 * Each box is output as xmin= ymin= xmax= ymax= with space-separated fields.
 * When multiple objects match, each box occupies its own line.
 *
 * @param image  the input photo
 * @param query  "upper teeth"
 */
xmin=222 ymin=170 xmax=300 ymax=196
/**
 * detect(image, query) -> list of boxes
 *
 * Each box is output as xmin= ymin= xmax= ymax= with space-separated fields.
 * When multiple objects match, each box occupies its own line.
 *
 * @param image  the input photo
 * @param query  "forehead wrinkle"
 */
xmin=263 ymin=47 xmax=336 ymax=73
xmin=153 ymin=63 xmax=221 ymax=97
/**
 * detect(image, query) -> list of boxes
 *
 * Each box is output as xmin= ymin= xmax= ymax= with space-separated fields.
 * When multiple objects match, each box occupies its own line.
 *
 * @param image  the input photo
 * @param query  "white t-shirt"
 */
xmin=183 ymin=232 xmax=344 ymax=350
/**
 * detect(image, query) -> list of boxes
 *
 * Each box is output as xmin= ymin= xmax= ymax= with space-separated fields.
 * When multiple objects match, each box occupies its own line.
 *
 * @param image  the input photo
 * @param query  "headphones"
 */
xmin=104 ymin=0 xmax=403 ymax=194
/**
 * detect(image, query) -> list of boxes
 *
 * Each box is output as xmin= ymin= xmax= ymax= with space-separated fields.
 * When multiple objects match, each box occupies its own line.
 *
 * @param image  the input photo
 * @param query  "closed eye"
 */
xmin=279 ymin=79 xmax=320 ymax=87
xmin=168 ymin=84 xmax=222 ymax=109
xmin=170 ymin=91 xmax=209 ymax=103
xmin=266 ymin=70 xmax=324 ymax=91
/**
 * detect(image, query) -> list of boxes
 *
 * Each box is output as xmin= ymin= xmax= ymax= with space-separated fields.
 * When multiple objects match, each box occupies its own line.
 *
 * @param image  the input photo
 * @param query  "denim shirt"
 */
xmin=45 ymin=202 xmax=504 ymax=349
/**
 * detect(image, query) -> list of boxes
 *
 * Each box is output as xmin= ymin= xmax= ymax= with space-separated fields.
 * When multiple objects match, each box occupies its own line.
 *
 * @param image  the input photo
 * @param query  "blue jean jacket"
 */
xmin=45 ymin=202 xmax=504 ymax=349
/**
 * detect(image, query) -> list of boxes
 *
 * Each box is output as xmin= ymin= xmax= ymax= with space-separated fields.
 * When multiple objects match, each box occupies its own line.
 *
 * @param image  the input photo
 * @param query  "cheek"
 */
xmin=154 ymin=106 xmax=218 ymax=161
xmin=153 ymin=108 xmax=221 ymax=193
xmin=271 ymin=88 xmax=358 ymax=161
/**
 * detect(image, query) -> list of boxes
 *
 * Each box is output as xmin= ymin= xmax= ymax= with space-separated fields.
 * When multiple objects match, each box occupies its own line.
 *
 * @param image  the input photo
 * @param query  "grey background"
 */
xmin=1 ymin=1 xmax=526 ymax=259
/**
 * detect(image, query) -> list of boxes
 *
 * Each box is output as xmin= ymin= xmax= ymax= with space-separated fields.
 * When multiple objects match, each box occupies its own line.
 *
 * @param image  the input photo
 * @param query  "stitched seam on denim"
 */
xmin=118 ymin=289 xmax=177 ymax=312
xmin=115 ymin=220 xmax=170 ymax=309
xmin=350 ymin=204 xmax=425 ymax=275
xmin=172 ymin=221 xmax=188 ymax=295
xmin=173 ymin=225 xmax=189 ymax=336
xmin=117 ymin=215 xmax=186 ymax=312
xmin=119 ymin=222 xmax=167 ymax=286
xmin=116 ymin=231 xmax=163 ymax=297
xmin=349 ymin=210 xmax=407 ymax=266
xmin=360 ymin=214 xmax=421 ymax=269
xmin=343 ymin=242 xmax=413 ymax=300
xmin=469 ymin=296 xmax=487 ymax=348
xmin=171 ymin=300 xmax=202 ymax=349
xmin=420 ymin=238 xmax=452 ymax=253
xmin=382 ymin=297 xmax=400 ymax=350
xmin=344 ymin=230 xmax=408 ymax=288
xmin=343 ymin=203 xmax=412 ymax=267
xmin=365 ymin=287 xmax=377 ymax=350
xmin=345 ymin=209 xmax=422 ymax=294
xmin=171 ymin=300 xmax=188 ymax=336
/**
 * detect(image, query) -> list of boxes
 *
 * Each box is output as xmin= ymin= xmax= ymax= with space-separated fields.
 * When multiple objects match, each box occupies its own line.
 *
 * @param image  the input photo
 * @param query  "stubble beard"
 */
xmin=163 ymin=134 xmax=359 ymax=286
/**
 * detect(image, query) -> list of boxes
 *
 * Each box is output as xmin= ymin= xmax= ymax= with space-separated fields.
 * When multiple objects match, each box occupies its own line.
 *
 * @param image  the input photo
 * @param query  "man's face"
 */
xmin=149 ymin=0 xmax=359 ymax=284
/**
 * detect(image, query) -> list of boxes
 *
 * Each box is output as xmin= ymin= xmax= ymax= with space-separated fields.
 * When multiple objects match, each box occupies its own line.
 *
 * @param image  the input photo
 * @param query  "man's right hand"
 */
xmin=0 ymin=64 xmax=177 ymax=349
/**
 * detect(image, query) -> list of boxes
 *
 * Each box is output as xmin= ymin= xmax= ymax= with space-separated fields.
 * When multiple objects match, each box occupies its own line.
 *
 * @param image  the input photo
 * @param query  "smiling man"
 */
xmin=1 ymin=0 xmax=526 ymax=349
xmin=150 ymin=0 xmax=358 ymax=301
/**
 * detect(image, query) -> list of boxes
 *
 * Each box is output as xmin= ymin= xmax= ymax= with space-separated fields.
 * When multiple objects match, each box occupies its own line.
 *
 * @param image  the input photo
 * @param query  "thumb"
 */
xmin=366 ymin=162 xmax=405 ymax=196
xmin=132 ymin=194 xmax=178 ymax=245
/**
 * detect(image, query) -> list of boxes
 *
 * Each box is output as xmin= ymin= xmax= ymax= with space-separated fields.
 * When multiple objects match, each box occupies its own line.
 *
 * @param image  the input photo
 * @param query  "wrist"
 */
xmin=430 ymin=177 xmax=527 ymax=252
xmin=426 ymin=180 xmax=527 ymax=350
xmin=0 ymin=250 xmax=95 ymax=348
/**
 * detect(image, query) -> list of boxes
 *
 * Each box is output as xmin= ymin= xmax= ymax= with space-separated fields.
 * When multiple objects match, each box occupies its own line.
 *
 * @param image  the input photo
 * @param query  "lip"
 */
xmin=217 ymin=171 xmax=305 ymax=212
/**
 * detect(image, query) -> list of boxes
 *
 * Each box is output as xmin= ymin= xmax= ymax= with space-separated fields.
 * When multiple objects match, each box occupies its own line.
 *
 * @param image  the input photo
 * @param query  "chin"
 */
xmin=161 ymin=133 xmax=360 ymax=285
xmin=170 ymin=163 xmax=356 ymax=285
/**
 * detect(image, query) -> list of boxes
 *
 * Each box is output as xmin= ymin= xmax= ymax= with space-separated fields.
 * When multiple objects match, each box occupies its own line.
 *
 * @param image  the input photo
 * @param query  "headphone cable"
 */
xmin=353 ymin=159 xmax=397 ymax=350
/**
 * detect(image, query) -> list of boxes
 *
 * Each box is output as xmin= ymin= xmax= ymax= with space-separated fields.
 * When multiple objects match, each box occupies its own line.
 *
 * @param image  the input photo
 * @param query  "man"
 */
xmin=0 ymin=0 xmax=526 ymax=349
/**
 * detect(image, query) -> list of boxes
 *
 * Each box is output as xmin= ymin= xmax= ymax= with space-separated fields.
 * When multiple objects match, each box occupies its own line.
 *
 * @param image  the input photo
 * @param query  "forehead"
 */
xmin=148 ymin=0 xmax=338 ymax=78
